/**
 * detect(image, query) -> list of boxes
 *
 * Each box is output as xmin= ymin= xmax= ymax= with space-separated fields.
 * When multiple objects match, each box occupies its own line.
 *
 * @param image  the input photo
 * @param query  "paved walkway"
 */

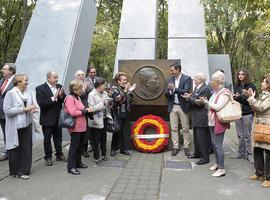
xmin=0 ymin=126 xmax=270 ymax=200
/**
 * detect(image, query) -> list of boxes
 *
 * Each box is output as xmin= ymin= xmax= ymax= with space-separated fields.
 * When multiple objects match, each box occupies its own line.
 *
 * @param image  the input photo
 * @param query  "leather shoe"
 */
xmin=76 ymin=163 xmax=88 ymax=168
xmin=0 ymin=153 xmax=8 ymax=161
xmin=120 ymin=150 xmax=130 ymax=156
xmin=45 ymin=158 xmax=53 ymax=166
xmin=187 ymin=154 xmax=200 ymax=159
xmin=110 ymin=150 xmax=116 ymax=157
xmin=171 ymin=148 xmax=179 ymax=156
xmin=56 ymin=155 xmax=67 ymax=162
xmin=82 ymin=151 xmax=90 ymax=158
xmin=196 ymin=159 xmax=209 ymax=165
xmin=184 ymin=148 xmax=190 ymax=156
xmin=68 ymin=168 xmax=80 ymax=175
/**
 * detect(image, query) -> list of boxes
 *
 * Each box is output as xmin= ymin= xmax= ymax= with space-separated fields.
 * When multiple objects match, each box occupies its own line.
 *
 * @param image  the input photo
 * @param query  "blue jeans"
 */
xmin=210 ymin=126 xmax=225 ymax=169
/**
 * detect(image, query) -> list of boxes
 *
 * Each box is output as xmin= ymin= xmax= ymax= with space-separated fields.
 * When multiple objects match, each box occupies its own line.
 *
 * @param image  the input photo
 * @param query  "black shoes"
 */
xmin=45 ymin=158 xmax=53 ymax=166
xmin=120 ymin=150 xmax=130 ymax=156
xmin=187 ymin=154 xmax=200 ymax=159
xmin=68 ymin=168 xmax=80 ymax=175
xmin=102 ymin=156 xmax=107 ymax=161
xmin=56 ymin=155 xmax=67 ymax=162
xmin=196 ymin=159 xmax=209 ymax=165
xmin=95 ymin=159 xmax=101 ymax=165
xmin=184 ymin=148 xmax=190 ymax=157
xmin=76 ymin=163 xmax=88 ymax=168
xmin=82 ymin=151 xmax=90 ymax=158
xmin=110 ymin=150 xmax=116 ymax=157
xmin=171 ymin=148 xmax=179 ymax=156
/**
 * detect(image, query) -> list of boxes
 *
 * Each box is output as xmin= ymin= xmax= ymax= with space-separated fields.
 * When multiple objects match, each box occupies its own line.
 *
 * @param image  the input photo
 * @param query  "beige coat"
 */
xmin=88 ymin=89 xmax=112 ymax=129
xmin=247 ymin=91 xmax=270 ymax=150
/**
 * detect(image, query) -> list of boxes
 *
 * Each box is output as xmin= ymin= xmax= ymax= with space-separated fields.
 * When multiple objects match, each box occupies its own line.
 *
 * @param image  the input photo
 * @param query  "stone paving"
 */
xmin=107 ymin=153 xmax=163 ymax=200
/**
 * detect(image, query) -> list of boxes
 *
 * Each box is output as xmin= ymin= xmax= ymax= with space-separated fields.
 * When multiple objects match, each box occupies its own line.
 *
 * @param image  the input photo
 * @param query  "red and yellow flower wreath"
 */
xmin=131 ymin=115 xmax=170 ymax=153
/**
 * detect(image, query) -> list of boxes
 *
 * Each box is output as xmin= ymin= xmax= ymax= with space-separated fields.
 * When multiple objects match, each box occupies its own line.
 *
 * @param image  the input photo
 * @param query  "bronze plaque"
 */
xmin=132 ymin=66 xmax=165 ymax=100
xmin=118 ymin=60 xmax=179 ymax=120
xmin=118 ymin=59 xmax=180 ymax=107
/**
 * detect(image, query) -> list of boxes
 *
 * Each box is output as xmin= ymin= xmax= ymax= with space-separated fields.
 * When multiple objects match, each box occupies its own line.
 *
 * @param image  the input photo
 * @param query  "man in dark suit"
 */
xmin=0 ymin=63 xmax=16 ymax=161
xmin=183 ymin=73 xmax=211 ymax=165
xmin=164 ymin=62 xmax=192 ymax=156
xmin=36 ymin=71 xmax=66 ymax=166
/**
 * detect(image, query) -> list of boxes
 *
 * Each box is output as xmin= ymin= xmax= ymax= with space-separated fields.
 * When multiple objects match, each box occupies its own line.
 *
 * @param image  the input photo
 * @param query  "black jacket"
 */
xmin=0 ymin=77 xmax=15 ymax=119
xmin=164 ymin=74 xmax=192 ymax=113
xmin=189 ymin=83 xmax=211 ymax=127
xmin=233 ymin=82 xmax=256 ymax=115
xmin=36 ymin=82 xmax=66 ymax=126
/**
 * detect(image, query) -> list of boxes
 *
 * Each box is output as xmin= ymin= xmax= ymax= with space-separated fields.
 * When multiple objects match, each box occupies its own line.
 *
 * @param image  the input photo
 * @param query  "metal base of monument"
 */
xmin=164 ymin=160 xmax=193 ymax=170
xmin=99 ymin=160 xmax=127 ymax=168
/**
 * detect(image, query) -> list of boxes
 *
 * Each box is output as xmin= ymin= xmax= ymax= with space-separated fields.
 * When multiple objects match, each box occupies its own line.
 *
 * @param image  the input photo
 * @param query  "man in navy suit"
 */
xmin=165 ymin=62 xmax=192 ymax=156
xmin=0 ymin=63 xmax=16 ymax=161
xmin=36 ymin=71 xmax=66 ymax=166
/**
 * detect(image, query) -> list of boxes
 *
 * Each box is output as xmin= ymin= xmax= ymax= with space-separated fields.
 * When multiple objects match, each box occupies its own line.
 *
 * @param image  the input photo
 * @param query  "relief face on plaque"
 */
xmin=133 ymin=66 xmax=165 ymax=100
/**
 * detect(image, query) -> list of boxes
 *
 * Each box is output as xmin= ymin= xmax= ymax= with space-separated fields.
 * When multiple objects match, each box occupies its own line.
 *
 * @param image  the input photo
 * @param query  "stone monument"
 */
xmin=16 ymin=0 xmax=97 ymax=91
xmin=114 ymin=0 xmax=158 ymax=75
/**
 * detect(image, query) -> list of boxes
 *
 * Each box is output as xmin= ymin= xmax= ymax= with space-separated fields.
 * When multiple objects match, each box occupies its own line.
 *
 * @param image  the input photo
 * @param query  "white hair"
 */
xmin=195 ymin=72 xmax=207 ymax=83
xmin=75 ymin=70 xmax=85 ymax=78
xmin=211 ymin=71 xmax=225 ymax=86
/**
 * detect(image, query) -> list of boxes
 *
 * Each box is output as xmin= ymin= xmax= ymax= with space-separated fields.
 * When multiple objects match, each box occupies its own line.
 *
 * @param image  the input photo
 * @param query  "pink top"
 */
xmin=64 ymin=95 xmax=86 ymax=133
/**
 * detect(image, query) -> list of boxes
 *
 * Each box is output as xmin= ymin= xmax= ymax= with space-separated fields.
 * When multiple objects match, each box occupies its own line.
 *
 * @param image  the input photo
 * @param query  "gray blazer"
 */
xmin=88 ymin=89 xmax=112 ymax=129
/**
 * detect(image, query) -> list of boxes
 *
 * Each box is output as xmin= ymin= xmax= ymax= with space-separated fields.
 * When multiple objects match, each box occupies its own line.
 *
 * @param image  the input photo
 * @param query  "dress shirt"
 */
xmin=2 ymin=75 xmax=15 ymax=93
xmin=173 ymin=73 xmax=182 ymax=104
xmin=47 ymin=82 xmax=58 ymax=101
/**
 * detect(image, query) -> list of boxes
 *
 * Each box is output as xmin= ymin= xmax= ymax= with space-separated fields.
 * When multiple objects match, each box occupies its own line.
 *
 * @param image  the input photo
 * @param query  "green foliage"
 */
xmin=201 ymin=0 xmax=270 ymax=88
xmin=0 ymin=0 xmax=269 ymax=88
xmin=0 ymin=0 xmax=34 ymax=65
xmin=89 ymin=0 xmax=123 ymax=80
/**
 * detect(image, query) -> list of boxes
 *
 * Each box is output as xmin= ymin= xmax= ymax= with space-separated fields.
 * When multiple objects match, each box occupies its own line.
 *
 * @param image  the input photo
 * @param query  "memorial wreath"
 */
xmin=131 ymin=115 xmax=170 ymax=153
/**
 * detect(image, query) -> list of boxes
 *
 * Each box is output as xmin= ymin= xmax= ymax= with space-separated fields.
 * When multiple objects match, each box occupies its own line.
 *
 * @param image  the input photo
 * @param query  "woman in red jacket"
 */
xmin=65 ymin=79 xmax=93 ymax=175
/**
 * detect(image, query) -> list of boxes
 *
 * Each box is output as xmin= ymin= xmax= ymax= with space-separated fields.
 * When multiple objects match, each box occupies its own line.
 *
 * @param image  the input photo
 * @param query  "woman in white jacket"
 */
xmin=3 ymin=74 xmax=38 ymax=179
xmin=88 ymin=77 xmax=112 ymax=164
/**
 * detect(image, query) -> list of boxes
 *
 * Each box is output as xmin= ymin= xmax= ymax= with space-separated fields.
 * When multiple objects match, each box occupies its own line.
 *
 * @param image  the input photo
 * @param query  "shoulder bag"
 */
xmin=216 ymin=90 xmax=242 ymax=123
xmin=59 ymin=96 xmax=75 ymax=128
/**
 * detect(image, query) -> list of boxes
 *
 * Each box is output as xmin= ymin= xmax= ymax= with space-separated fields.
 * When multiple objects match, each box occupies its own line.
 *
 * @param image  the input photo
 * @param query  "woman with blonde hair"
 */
xmin=65 ymin=79 xmax=93 ymax=175
xmin=4 ymin=74 xmax=38 ymax=179
xmin=200 ymin=71 xmax=231 ymax=177
xmin=244 ymin=74 xmax=270 ymax=188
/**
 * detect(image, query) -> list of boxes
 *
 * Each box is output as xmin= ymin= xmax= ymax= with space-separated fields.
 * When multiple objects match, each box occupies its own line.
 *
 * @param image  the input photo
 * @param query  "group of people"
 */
xmin=166 ymin=62 xmax=270 ymax=187
xmin=0 ymin=64 xmax=135 ymax=178
xmin=0 ymin=62 xmax=269 ymax=188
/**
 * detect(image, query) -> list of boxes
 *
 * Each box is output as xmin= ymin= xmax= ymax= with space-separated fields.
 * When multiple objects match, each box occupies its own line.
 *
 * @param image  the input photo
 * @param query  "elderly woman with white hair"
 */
xmin=199 ymin=71 xmax=231 ymax=177
xmin=183 ymin=73 xmax=211 ymax=165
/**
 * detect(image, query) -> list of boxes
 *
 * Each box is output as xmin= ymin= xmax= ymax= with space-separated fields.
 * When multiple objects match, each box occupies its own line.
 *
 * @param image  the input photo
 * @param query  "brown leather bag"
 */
xmin=253 ymin=123 xmax=270 ymax=144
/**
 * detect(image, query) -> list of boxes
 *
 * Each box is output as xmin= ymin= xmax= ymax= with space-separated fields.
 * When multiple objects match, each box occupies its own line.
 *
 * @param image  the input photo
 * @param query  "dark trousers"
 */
xmin=42 ymin=123 xmax=63 ymax=160
xmin=193 ymin=127 xmax=210 ymax=161
xmin=8 ymin=125 xmax=32 ymax=176
xmin=254 ymin=147 xmax=270 ymax=181
xmin=92 ymin=127 xmax=107 ymax=160
xmin=67 ymin=132 xmax=85 ymax=170
xmin=0 ymin=118 xmax=6 ymax=143
xmin=82 ymin=126 xmax=92 ymax=152
xmin=111 ymin=118 xmax=129 ymax=152
xmin=0 ymin=118 xmax=8 ymax=156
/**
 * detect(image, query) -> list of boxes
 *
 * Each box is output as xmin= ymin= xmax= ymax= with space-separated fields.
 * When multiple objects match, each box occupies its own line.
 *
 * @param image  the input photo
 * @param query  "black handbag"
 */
xmin=59 ymin=109 xmax=75 ymax=128
xmin=106 ymin=117 xmax=115 ymax=133
xmin=58 ymin=96 xmax=76 ymax=128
